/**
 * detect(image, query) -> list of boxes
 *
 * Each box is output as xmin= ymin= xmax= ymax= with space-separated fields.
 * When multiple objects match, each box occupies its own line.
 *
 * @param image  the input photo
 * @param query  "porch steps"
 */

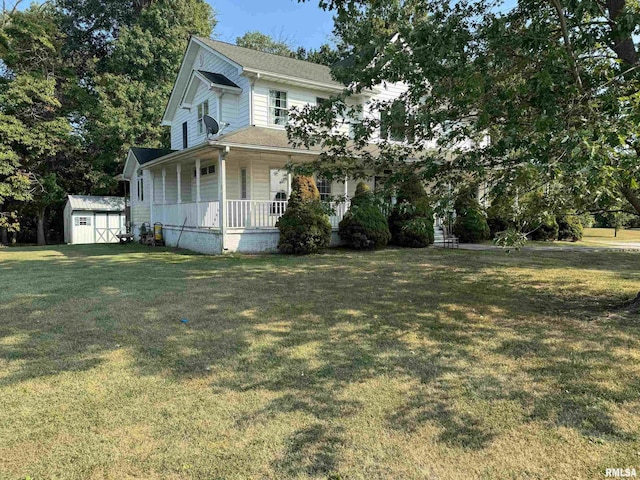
xmin=433 ymin=226 xmax=459 ymax=248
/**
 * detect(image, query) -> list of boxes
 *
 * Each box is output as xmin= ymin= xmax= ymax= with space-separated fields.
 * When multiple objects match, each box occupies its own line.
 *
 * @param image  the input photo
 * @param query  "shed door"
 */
xmin=73 ymin=214 xmax=94 ymax=244
xmin=95 ymin=213 xmax=121 ymax=243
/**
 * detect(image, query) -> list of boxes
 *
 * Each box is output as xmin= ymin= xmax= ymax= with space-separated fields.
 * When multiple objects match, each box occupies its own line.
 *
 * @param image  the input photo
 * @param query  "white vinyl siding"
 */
xmin=169 ymin=45 xmax=250 ymax=150
xmin=130 ymin=169 xmax=151 ymax=228
xmin=253 ymin=81 xmax=321 ymax=128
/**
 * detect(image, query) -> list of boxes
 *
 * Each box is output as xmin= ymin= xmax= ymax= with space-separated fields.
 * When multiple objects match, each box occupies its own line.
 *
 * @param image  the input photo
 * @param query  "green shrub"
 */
xmin=277 ymin=176 xmax=332 ymax=254
xmin=452 ymin=186 xmax=490 ymax=243
xmin=486 ymin=195 xmax=513 ymax=238
xmin=388 ymin=176 xmax=434 ymax=247
xmin=557 ymin=215 xmax=583 ymax=241
xmin=530 ymin=216 xmax=559 ymax=241
xmin=339 ymin=182 xmax=391 ymax=250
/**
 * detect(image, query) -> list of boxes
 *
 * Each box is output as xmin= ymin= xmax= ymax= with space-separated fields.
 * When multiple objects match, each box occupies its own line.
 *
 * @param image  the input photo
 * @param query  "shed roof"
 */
xmin=197 ymin=70 xmax=240 ymax=89
xmin=67 ymin=195 xmax=125 ymax=212
xmin=195 ymin=37 xmax=343 ymax=88
xmin=130 ymin=147 xmax=174 ymax=165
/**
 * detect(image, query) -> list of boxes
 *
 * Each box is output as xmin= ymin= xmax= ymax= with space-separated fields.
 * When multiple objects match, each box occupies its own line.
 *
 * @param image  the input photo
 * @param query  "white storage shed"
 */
xmin=64 ymin=195 xmax=126 ymax=244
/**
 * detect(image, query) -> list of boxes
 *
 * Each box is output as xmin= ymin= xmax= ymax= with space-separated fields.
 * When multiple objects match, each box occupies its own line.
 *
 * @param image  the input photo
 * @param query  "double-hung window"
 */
xmin=269 ymin=90 xmax=288 ymax=125
xmin=197 ymin=100 xmax=209 ymax=135
xmin=240 ymin=168 xmax=248 ymax=199
xmin=137 ymin=177 xmax=144 ymax=201
xmin=316 ymin=177 xmax=332 ymax=202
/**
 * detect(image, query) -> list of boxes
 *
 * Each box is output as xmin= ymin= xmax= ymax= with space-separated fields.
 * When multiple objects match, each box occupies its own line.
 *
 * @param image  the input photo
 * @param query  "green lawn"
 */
xmin=574 ymin=227 xmax=640 ymax=247
xmin=0 ymin=244 xmax=639 ymax=479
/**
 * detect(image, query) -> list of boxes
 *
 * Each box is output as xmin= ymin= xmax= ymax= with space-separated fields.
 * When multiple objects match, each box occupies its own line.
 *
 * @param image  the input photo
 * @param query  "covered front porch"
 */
xmin=144 ymin=141 xmax=357 ymax=253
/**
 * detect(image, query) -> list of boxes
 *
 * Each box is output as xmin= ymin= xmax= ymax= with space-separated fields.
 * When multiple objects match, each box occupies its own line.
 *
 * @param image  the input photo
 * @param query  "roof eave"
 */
xmin=242 ymin=68 xmax=346 ymax=93
xmin=138 ymin=143 xmax=214 ymax=170
xmin=208 ymin=138 xmax=320 ymax=156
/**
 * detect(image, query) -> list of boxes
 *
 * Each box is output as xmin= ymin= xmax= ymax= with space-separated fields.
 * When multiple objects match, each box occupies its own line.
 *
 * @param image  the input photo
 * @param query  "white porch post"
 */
xmin=176 ymin=164 xmax=182 ymax=204
xmin=161 ymin=167 xmax=166 ymax=224
xmin=218 ymin=147 xmax=228 ymax=250
xmin=149 ymin=170 xmax=154 ymax=225
xmin=344 ymin=176 xmax=348 ymax=199
xmin=287 ymin=155 xmax=292 ymax=197
xmin=195 ymin=158 xmax=201 ymax=225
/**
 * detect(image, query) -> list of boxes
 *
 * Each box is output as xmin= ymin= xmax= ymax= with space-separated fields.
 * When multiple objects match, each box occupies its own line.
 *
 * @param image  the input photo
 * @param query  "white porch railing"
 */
xmin=226 ymin=200 xmax=350 ymax=229
xmin=157 ymin=200 xmax=350 ymax=230
xmin=329 ymin=201 xmax=350 ymax=229
xmin=226 ymin=200 xmax=287 ymax=228
xmin=161 ymin=201 xmax=220 ymax=228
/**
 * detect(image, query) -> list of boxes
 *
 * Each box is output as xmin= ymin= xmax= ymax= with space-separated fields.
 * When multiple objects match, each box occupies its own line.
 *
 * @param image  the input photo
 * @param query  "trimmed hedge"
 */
xmin=277 ymin=176 xmax=332 ymax=254
xmin=388 ymin=177 xmax=434 ymax=247
xmin=557 ymin=215 xmax=583 ymax=241
xmin=339 ymin=182 xmax=391 ymax=249
xmin=530 ymin=216 xmax=558 ymax=241
xmin=453 ymin=186 xmax=490 ymax=243
xmin=486 ymin=195 xmax=512 ymax=238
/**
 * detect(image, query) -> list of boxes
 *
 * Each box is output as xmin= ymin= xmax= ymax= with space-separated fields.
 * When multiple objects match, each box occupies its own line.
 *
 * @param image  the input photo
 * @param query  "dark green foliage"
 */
xmin=339 ymin=182 xmax=390 ymax=249
xmin=277 ymin=176 xmax=332 ymax=254
xmin=487 ymin=213 xmax=510 ymax=239
xmin=388 ymin=177 xmax=434 ymax=247
xmin=557 ymin=215 xmax=584 ymax=241
xmin=530 ymin=216 xmax=559 ymax=241
xmin=486 ymin=195 xmax=513 ymax=238
xmin=452 ymin=186 xmax=490 ymax=243
xmin=292 ymin=175 xmax=320 ymax=203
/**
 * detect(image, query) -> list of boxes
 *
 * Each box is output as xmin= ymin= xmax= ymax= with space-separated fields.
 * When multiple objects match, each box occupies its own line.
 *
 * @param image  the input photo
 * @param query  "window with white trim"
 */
xmin=197 ymin=100 xmax=209 ymax=134
xmin=137 ymin=177 xmax=144 ymax=201
xmin=268 ymin=90 xmax=288 ymax=125
xmin=316 ymin=177 xmax=332 ymax=202
xmin=240 ymin=168 xmax=248 ymax=199
xmin=270 ymin=168 xmax=288 ymax=214
xmin=380 ymin=100 xmax=411 ymax=142
xmin=194 ymin=165 xmax=215 ymax=177
xmin=75 ymin=216 xmax=91 ymax=226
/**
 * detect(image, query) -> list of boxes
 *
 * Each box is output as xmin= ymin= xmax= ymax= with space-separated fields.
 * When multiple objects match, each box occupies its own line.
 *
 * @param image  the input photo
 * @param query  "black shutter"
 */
xmin=182 ymin=122 xmax=188 ymax=148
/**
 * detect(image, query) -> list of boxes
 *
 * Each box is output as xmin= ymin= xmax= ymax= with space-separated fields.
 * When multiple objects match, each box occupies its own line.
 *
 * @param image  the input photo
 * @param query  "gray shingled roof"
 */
xmin=195 ymin=37 xmax=343 ymax=88
xmin=130 ymin=147 xmax=174 ymax=165
xmin=197 ymin=71 xmax=240 ymax=89
xmin=214 ymin=126 xmax=321 ymax=151
xmin=212 ymin=126 xmax=381 ymax=155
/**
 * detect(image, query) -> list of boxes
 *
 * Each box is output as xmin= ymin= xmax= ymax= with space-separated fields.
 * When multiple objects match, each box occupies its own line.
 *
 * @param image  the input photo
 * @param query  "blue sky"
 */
xmin=210 ymin=0 xmax=336 ymax=50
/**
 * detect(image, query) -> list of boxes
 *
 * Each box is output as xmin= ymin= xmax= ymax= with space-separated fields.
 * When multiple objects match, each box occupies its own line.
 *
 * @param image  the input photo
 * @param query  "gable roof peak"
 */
xmin=194 ymin=36 xmax=342 ymax=88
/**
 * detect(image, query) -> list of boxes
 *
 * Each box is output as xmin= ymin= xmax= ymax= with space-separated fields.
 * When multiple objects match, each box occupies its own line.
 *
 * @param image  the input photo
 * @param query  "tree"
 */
xmin=291 ymin=0 xmax=640 ymax=223
xmin=0 ymin=5 xmax=74 ymax=244
xmin=452 ymin=186 xmax=490 ymax=243
xmin=338 ymin=181 xmax=391 ymax=249
xmin=388 ymin=176 xmax=434 ymax=247
xmin=236 ymin=30 xmax=294 ymax=56
xmin=237 ymin=30 xmax=342 ymax=67
xmin=277 ymin=175 xmax=332 ymax=254
xmin=295 ymin=43 xmax=343 ymax=66
xmin=62 ymin=0 xmax=215 ymax=190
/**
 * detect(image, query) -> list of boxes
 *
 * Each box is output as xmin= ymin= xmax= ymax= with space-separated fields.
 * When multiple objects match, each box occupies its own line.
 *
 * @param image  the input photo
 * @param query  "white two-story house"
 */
xmin=121 ymin=36 xmax=407 ymax=254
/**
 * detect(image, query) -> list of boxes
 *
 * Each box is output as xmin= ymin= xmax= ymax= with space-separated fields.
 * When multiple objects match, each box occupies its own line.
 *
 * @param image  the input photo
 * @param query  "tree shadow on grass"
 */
xmin=1 ymin=247 xmax=639 ymax=476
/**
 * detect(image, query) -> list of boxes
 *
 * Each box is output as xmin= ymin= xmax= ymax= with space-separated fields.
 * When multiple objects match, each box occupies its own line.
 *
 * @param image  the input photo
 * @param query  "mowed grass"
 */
xmin=574 ymin=227 xmax=640 ymax=247
xmin=0 ymin=244 xmax=639 ymax=479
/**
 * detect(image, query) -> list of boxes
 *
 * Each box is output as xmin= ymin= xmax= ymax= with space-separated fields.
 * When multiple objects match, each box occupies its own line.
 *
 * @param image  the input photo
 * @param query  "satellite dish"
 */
xmin=202 ymin=115 xmax=219 ymax=136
